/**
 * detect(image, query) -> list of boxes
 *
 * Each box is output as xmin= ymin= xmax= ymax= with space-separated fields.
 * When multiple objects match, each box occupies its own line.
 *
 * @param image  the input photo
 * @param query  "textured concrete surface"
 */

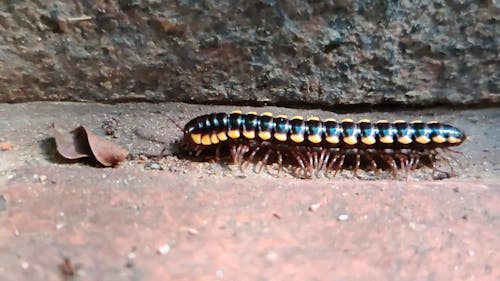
xmin=0 ymin=102 xmax=499 ymax=280
xmin=0 ymin=1 xmax=498 ymax=106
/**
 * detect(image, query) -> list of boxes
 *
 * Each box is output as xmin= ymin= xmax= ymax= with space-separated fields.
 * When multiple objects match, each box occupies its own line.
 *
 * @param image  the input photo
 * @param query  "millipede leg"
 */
xmin=237 ymin=144 xmax=249 ymax=172
xmin=236 ymin=144 xmax=244 ymax=164
xmin=430 ymin=152 xmax=444 ymax=179
xmin=215 ymin=145 xmax=221 ymax=162
xmin=327 ymin=153 xmax=340 ymax=170
xmin=195 ymin=146 xmax=204 ymax=157
xmin=312 ymin=150 xmax=319 ymax=171
xmin=242 ymin=145 xmax=261 ymax=170
xmin=306 ymin=150 xmax=315 ymax=178
xmin=429 ymin=149 xmax=453 ymax=179
xmin=437 ymin=151 xmax=455 ymax=177
xmin=333 ymin=154 xmax=346 ymax=177
xmin=365 ymin=153 xmax=378 ymax=175
xmin=325 ymin=152 xmax=341 ymax=177
xmin=230 ymin=143 xmax=247 ymax=170
xmin=276 ymin=150 xmax=283 ymax=175
xmin=430 ymin=150 xmax=437 ymax=178
xmin=443 ymin=147 xmax=466 ymax=155
xmin=256 ymin=148 xmax=272 ymax=174
xmin=291 ymin=148 xmax=307 ymax=177
xmin=318 ymin=148 xmax=329 ymax=171
xmin=407 ymin=151 xmax=417 ymax=170
xmin=353 ymin=153 xmax=361 ymax=177
xmin=396 ymin=152 xmax=409 ymax=179
xmin=429 ymin=150 xmax=451 ymax=179
xmin=247 ymin=146 xmax=261 ymax=163
xmin=442 ymin=147 xmax=467 ymax=170
xmin=230 ymin=144 xmax=238 ymax=164
xmin=311 ymin=150 xmax=318 ymax=177
xmin=317 ymin=148 xmax=330 ymax=177
xmin=382 ymin=154 xmax=398 ymax=179
xmin=411 ymin=154 xmax=420 ymax=170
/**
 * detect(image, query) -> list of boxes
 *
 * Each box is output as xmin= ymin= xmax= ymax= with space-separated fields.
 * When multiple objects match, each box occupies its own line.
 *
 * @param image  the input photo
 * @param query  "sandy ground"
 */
xmin=0 ymin=102 xmax=499 ymax=280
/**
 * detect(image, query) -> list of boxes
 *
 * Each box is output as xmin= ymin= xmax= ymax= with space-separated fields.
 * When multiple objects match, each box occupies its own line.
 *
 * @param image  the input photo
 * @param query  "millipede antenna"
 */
xmin=166 ymin=115 xmax=184 ymax=131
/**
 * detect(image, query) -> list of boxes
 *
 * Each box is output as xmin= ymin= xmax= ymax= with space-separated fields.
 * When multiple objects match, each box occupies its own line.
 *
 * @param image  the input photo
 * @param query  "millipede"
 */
xmin=178 ymin=110 xmax=466 ymax=179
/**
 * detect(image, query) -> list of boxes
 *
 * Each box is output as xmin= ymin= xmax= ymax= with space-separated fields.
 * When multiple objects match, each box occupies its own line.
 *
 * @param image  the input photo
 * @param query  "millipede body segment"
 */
xmin=181 ymin=111 xmax=466 ymax=179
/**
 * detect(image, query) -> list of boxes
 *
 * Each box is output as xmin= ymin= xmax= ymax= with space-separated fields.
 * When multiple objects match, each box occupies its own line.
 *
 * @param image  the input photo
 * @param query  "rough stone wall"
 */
xmin=0 ymin=0 xmax=498 ymax=107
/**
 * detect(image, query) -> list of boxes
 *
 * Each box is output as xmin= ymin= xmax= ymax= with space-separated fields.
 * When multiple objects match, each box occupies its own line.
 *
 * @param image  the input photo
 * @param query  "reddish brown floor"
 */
xmin=0 ymin=103 xmax=499 ymax=280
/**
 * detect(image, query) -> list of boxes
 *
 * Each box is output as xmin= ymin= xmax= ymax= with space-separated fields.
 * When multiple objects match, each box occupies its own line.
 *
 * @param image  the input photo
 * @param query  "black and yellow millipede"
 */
xmin=179 ymin=110 xmax=466 ymax=179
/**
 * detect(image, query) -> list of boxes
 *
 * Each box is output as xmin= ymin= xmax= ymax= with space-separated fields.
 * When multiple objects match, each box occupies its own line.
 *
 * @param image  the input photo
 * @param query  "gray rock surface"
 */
xmin=0 ymin=1 xmax=498 ymax=106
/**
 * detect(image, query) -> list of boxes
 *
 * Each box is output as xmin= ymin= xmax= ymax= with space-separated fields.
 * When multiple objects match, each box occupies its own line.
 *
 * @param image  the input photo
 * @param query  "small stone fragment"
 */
xmin=215 ymin=269 xmax=224 ymax=279
xmin=337 ymin=214 xmax=349 ymax=221
xmin=309 ymin=203 xmax=321 ymax=212
xmin=100 ymin=81 xmax=113 ymax=90
xmin=187 ymin=228 xmax=199 ymax=235
xmin=0 ymin=195 xmax=6 ymax=213
xmin=266 ymin=251 xmax=278 ymax=261
xmin=157 ymin=244 xmax=171 ymax=255
xmin=145 ymin=161 xmax=162 ymax=170
xmin=126 ymin=252 xmax=136 ymax=268
xmin=21 ymin=261 xmax=29 ymax=270
xmin=309 ymin=197 xmax=328 ymax=212
xmin=0 ymin=142 xmax=13 ymax=151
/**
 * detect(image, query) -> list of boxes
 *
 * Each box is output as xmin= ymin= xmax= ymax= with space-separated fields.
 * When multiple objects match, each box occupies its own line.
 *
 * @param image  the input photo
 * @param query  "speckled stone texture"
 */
xmin=0 ymin=1 xmax=498 ymax=106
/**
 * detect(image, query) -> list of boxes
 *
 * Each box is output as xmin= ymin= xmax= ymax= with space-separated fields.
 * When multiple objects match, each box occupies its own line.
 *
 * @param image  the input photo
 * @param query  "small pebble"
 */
xmin=126 ymin=252 xmax=136 ymax=268
xmin=150 ymin=163 xmax=161 ymax=170
xmin=266 ymin=251 xmax=278 ymax=261
xmin=157 ymin=244 xmax=171 ymax=255
xmin=21 ymin=261 xmax=29 ymax=270
xmin=0 ymin=195 xmax=6 ymax=213
xmin=146 ymin=162 xmax=162 ymax=170
xmin=0 ymin=142 xmax=13 ymax=151
xmin=309 ymin=203 xmax=321 ymax=212
xmin=337 ymin=214 xmax=349 ymax=221
xmin=127 ymin=252 xmax=136 ymax=260
xmin=216 ymin=269 xmax=224 ymax=279
xmin=100 ymin=81 xmax=113 ymax=90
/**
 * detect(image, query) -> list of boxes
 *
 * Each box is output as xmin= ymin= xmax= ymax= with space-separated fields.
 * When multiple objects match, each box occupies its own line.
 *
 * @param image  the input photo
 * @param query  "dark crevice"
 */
xmin=4 ymin=96 xmax=499 ymax=113
xmin=32 ymin=98 xmax=500 ymax=114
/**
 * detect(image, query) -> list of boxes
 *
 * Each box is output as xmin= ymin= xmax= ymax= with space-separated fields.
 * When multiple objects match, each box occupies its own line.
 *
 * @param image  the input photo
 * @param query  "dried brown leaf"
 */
xmin=51 ymin=125 xmax=89 ymax=160
xmin=51 ymin=124 xmax=128 ymax=166
xmin=78 ymin=126 xmax=129 ymax=166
